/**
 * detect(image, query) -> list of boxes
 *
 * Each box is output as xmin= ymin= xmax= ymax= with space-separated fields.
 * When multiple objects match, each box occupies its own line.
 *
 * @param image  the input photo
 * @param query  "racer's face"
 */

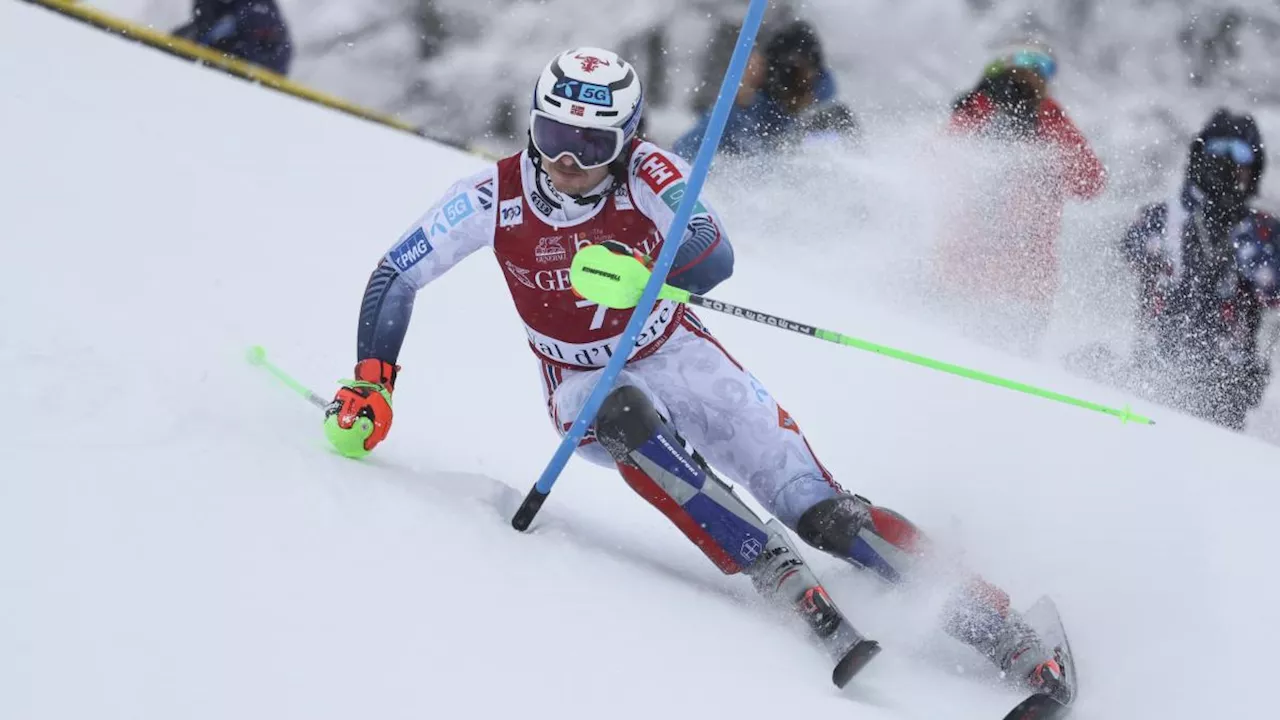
xmin=542 ymin=154 xmax=611 ymax=196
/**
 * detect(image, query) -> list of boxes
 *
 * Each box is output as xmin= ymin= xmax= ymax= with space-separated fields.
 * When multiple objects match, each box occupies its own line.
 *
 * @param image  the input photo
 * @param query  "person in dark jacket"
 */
xmin=1121 ymin=108 xmax=1277 ymax=429
xmin=788 ymin=99 xmax=862 ymax=150
xmin=673 ymin=20 xmax=854 ymax=160
xmin=173 ymin=0 xmax=293 ymax=76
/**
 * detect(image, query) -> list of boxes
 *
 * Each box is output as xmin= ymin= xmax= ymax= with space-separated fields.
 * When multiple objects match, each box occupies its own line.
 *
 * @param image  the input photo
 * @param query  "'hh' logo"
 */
xmin=639 ymin=154 xmax=679 ymax=193
xmin=534 ymin=236 xmax=567 ymax=264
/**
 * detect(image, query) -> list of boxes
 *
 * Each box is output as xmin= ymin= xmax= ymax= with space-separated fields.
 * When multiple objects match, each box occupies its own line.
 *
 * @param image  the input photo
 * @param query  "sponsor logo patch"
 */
xmin=638 ymin=153 xmax=680 ymax=193
xmin=777 ymin=406 xmax=800 ymax=435
xmin=552 ymin=80 xmax=613 ymax=108
xmin=443 ymin=193 xmax=475 ymax=227
xmin=613 ymin=184 xmax=633 ymax=211
xmin=530 ymin=188 xmax=556 ymax=217
xmin=534 ymin=268 xmax=573 ymax=291
xmin=659 ymin=181 xmax=706 ymax=214
xmin=426 ymin=213 xmax=449 ymax=238
xmin=534 ymin=236 xmax=568 ymax=264
xmin=499 ymin=197 xmax=524 ymax=228
xmin=504 ymin=260 xmax=536 ymax=289
xmin=474 ymin=179 xmax=494 ymax=210
xmin=389 ymin=228 xmax=433 ymax=271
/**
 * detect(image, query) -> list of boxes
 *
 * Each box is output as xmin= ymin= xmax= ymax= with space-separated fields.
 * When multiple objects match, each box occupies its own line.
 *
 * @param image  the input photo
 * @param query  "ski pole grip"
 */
xmin=511 ymin=486 xmax=549 ymax=531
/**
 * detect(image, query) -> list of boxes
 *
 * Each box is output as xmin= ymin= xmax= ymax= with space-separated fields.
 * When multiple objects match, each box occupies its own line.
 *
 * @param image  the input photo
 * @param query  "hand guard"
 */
xmin=600 ymin=239 xmax=653 ymax=268
xmin=570 ymin=239 xmax=654 ymax=306
xmin=324 ymin=358 xmax=398 ymax=458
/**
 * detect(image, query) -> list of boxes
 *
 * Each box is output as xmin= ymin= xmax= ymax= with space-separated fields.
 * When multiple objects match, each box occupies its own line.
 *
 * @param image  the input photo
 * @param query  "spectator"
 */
xmin=935 ymin=44 xmax=1106 ymax=354
xmin=673 ymin=20 xmax=850 ymax=160
xmin=950 ymin=46 xmax=1104 ymax=195
xmin=1121 ymin=108 xmax=1275 ymax=429
xmin=173 ymin=0 xmax=293 ymax=76
xmin=788 ymin=99 xmax=862 ymax=150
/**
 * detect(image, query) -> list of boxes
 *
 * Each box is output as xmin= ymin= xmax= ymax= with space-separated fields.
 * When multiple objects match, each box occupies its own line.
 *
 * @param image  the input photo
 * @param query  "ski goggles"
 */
xmin=529 ymin=110 xmax=626 ymax=170
xmin=1009 ymin=50 xmax=1057 ymax=80
xmin=986 ymin=50 xmax=1057 ymax=81
xmin=1204 ymin=136 xmax=1256 ymax=166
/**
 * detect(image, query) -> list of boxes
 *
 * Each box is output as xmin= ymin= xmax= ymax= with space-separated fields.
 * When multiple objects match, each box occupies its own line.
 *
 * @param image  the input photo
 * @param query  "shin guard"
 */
xmin=596 ymin=385 xmax=769 ymax=574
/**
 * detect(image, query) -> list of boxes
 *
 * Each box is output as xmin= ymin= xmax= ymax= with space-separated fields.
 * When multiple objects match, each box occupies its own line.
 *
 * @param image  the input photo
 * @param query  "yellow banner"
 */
xmin=20 ymin=0 xmax=434 ymax=141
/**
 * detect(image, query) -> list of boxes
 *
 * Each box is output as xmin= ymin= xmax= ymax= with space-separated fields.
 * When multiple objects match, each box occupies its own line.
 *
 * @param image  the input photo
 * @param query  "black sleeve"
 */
xmin=175 ymin=0 xmax=216 ymax=38
xmin=1121 ymin=202 xmax=1168 ymax=271
xmin=356 ymin=260 xmax=418 ymax=364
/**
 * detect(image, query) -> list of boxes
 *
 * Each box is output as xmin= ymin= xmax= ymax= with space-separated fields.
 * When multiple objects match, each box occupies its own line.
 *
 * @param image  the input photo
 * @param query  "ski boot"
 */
xmin=746 ymin=519 xmax=881 ymax=687
xmin=793 ymin=496 xmax=1072 ymax=700
xmin=945 ymin=579 xmax=1071 ymax=704
xmin=992 ymin=618 xmax=1068 ymax=700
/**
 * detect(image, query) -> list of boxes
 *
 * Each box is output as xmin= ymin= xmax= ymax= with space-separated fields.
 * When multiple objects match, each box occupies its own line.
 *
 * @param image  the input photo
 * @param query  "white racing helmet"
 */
xmin=529 ymin=47 xmax=644 ymax=170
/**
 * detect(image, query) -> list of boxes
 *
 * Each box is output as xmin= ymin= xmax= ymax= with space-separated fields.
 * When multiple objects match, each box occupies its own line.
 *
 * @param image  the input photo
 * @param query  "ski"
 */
xmin=1001 ymin=693 xmax=1070 ymax=720
xmin=832 ymin=638 xmax=881 ymax=688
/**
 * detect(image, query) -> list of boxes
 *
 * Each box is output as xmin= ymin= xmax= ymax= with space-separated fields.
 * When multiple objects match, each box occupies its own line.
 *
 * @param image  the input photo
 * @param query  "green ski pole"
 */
xmin=570 ymin=245 xmax=1155 ymax=426
xmin=245 ymin=345 xmax=328 ymax=409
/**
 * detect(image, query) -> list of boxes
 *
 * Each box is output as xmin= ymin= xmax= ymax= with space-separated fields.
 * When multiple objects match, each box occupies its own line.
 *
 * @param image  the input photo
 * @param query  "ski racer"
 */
xmin=1121 ymin=108 xmax=1278 ymax=430
xmin=324 ymin=46 xmax=1068 ymax=697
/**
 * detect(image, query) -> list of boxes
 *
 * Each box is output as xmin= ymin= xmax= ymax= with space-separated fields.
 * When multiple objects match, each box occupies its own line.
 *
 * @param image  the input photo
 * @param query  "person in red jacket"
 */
xmin=938 ymin=47 xmax=1106 ymax=354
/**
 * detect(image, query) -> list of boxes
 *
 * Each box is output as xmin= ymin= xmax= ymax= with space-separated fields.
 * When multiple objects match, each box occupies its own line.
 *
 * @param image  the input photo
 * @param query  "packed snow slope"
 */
xmin=3 ymin=3 xmax=1280 ymax=719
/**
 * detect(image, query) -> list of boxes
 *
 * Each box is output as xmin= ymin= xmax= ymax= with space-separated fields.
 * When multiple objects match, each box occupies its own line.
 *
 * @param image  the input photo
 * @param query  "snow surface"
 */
xmin=4 ymin=2 xmax=1280 ymax=718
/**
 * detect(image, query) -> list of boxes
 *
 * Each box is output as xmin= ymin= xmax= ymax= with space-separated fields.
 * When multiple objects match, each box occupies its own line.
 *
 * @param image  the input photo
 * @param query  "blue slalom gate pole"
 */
xmin=511 ymin=0 xmax=770 ymax=531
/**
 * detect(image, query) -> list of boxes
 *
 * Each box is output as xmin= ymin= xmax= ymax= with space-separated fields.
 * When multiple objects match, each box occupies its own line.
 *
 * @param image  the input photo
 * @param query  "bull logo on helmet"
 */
xmin=574 ymin=54 xmax=610 ymax=73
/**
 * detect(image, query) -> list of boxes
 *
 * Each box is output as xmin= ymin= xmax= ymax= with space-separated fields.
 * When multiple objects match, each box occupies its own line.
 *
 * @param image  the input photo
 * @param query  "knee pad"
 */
xmin=796 ymin=495 xmax=872 ymax=554
xmin=796 ymin=495 xmax=924 ymax=584
xmin=596 ymin=384 xmax=663 ymax=461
